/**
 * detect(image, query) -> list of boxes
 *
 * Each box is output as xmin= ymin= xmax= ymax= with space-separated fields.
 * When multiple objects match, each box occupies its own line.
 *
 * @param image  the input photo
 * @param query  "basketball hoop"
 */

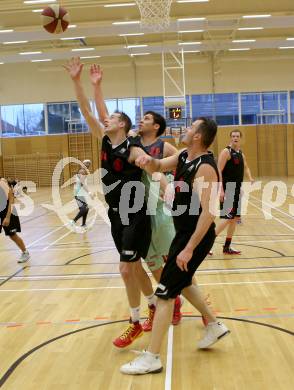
xmin=135 ymin=0 xmax=173 ymax=32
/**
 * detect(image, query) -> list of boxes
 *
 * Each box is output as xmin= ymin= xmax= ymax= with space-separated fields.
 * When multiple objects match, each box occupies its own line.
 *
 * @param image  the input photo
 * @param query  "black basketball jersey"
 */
xmin=143 ymin=138 xmax=164 ymax=160
xmin=173 ymin=150 xmax=219 ymax=233
xmin=100 ymin=135 xmax=144 ymax=208
xmin=222 ymin=146 xmax=244 ymax=184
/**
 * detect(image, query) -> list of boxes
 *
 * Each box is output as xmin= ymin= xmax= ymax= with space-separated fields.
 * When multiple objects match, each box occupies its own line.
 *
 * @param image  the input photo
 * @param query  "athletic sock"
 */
xmin=224 ymin=237 xmax=232 ymax=249
xmin=130 ymin=306 xmax=140 ymax=323
xmin=145 ymin=293 xmax=156 ymax=307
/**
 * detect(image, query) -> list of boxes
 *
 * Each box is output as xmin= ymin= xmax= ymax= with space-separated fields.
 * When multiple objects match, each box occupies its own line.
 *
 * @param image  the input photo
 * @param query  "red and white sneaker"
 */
xmin=113 ymin=320 xmax=143 ymax=348
xmin=223 ymin=246 xmax=241 ymax=255
xmin=142 ymin=305 xmax=156 ymax=332
xmin=172 ymin=296 xmax=183 ymax=325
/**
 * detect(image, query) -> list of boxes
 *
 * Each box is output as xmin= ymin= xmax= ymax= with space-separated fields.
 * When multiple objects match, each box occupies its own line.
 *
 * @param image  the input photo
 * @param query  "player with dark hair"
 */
xmin=215 ymin=129 xmax=254 ymax=254
xmin=0 ymin=178 xmax=30 ymax=263
xmin=120 ymin=117 xmax=230 ymax=375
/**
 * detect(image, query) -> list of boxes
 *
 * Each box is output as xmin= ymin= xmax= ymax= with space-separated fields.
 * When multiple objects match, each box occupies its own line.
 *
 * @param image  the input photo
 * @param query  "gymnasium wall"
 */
xmin=1 ymin=53 xmax=294 ymax=104
xmin=1 ymin=52 xmax=294 ymax=182
xmin=1 ymin=124 xmax=293 ymax=185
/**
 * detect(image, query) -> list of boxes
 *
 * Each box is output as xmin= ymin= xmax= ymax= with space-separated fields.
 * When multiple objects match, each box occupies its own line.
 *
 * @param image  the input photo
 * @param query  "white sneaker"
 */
xmin=18 ymin=251 xmax=30 ymax=264
xmin=120 ymin=350 xmax=163 ymax=375
xmin=197 ymin=321 xmax=230 ymax=349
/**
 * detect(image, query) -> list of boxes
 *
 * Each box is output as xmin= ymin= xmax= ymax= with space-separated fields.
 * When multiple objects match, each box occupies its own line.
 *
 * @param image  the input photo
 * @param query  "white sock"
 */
xmin=145 ymin=293 xmax=156 ymax=307
xmin=130 ymin=306 xmax=140 ymax=323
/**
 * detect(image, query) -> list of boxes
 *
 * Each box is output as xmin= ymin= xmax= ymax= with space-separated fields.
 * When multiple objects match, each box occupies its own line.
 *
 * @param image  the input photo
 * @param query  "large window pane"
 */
xmin=191 ymin=94 xmax=215 ymax=120
xmin=0 ymin=105 xmax=24 ymax=137
xmin=105 ymin=99 xmax=118 ymax=114
xmin=142 ymin=96 xmax=165 ymax=116
xmin=214 ymin=93 xmax=239 ymax=125
xmin=47 ymin=102 xmax=70 ymax=134
xmin=23 ymin=103 xmax=45 ymax=135
xmin=118 ymin=98 xmax=140 ymax=129
xmin=192 ymin=93 xmax=239 ymax=126
xmin=69 ymin=102 xmax=89 ymax=133
xmin=241 ymin=93 xmax=261 ymax=124
xmin=261 ymin=92 xmax=287 ymax=124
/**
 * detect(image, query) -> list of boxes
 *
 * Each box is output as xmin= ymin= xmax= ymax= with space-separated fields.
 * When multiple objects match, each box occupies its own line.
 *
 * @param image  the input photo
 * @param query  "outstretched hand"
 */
xmin=90 ymin=64 xmax=103 ymax=86
xmin=63 ymin=57 xmax=84 ymax=81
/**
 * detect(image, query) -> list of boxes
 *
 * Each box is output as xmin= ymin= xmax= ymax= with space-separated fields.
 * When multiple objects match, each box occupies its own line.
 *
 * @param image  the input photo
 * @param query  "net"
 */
xmin=135 ymin=0 xmax=173 ymax=32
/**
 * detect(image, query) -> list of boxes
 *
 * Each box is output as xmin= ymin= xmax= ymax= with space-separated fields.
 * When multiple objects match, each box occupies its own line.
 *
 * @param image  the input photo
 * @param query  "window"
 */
xmin=118 ymin=98 xmax=141 ymax=128
xmin=47 ymin=102 xmax=70 ymax=134
xmin=241 ymin=93 xmax=261 ymax=124
xmin=191 ymin=93 xmax=239 ymax=126
xmin=23 ymin=104 xmax=45 ymax=135
xmin=69 ymin=102 xmax=88 ymax=133
xmin=214 ymin=93 xmax=239 ymax=126
xmin=0 ymin=105 xmax=24 ymax=137
xmin=142 ymin=96 xmax=165 ymax=116
xmin=261 ymin=92 xmax=287 ymax=124
xmin=241 ymin=92 xmax=288 ymax=125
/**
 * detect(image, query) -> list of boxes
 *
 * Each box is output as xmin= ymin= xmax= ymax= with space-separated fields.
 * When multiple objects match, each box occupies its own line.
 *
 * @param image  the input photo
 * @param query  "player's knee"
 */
xmin=119 ymin=262 xmax=133 ymax=282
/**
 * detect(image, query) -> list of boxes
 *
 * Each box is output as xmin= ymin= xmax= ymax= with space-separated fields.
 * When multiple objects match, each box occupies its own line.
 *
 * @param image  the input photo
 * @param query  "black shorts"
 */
xmin=0 ymin=210 xmax=21 ymax=236
xmin=220 ymin=183 xmax=242 ymax=219
xmin=155 ymin=225 xmax=216 ymax=299
xmin=108 ymin=205 xmax=151 ymax=262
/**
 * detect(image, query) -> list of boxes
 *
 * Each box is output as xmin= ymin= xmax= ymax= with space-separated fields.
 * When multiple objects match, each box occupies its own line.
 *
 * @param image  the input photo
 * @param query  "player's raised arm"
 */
xmin=64 ymin=57 xmax=104 ymax=140
xmin=90 ymin=64 xmax=109 ymax=124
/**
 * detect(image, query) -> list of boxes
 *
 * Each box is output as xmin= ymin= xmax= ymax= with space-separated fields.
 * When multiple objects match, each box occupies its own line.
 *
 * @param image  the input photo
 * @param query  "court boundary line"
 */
xmin=0 ymin=316 xmax=292 ymax=388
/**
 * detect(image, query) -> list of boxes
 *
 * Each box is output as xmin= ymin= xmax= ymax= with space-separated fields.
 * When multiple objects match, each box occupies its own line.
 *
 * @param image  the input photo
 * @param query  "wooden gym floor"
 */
xmin=0 ymin=180 xmax=293 ymax=390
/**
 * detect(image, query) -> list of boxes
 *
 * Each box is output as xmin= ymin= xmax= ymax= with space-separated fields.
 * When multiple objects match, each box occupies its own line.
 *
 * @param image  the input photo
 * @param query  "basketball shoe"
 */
xmin=198 ymin=321 xmax=230 ymax=349
xmin=120 ymin=350 xmax=163 ymax=375
xmin=223 ymin=246 xmax=241 ymax=255
xmin=142 ymin=305 xmax=156 ymax=332
xmin=113 ymin=320 xmax=143 ymax=348
xmin=172 ymin=296 xmax=183 ymax=325
xmin=18 ymin=250 xmax=30 ymax=263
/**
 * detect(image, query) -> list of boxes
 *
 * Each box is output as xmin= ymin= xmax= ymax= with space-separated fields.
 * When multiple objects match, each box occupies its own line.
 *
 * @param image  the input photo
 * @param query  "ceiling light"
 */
xmin=112 ymin=21 xmax=140 ymax=25
xmin=279 ymin=46 xmax=294 ymax=49
xmin=32 ymin=9 xmax=43 ymax=12
xmin=126 ymin=44 xmax=148 ymax=48
xmin=71 ymin=48 xmax=95 ymax=52
xmin=229 ymin=48 xmax=251 ymax=51
xmin=60 ymin=37 xmax=85 ymax=40
xmin=31 ymin=59 xmax=52 ymax=62
xmin=182 ymin=50 xmax=201 ymax=53
xmin=130 ymin=53 xmax=150 ymax=56
xmin=0 ymin=62 xmax=4 ymax=65
xmin=3 ymin=40 xmax=28 ymax=44
xmin=104 ymin=3 xmax=135 ymax=7
xmin=242 ymin=14 xmax=271 ymax=19
xmin=0 ymin=29 xmax=14 ymax=33
xmin=119 ymin=33 xmax=144 ymax=36
xmin=19 ymin=51 xmax=42 ymax=55
xmin=238 ymin=27 xmax=264 ymax=31
xmin=232 ymin=39 xmax=256 ymax=43
xmin=178 ymin=41 xmax=201 ymax=45
xmin=24 ymin=0 xmax=56 ymax=3
xmin=286 ymin=38 xmax=294 ymax=41
xmin=80 ymin=56 xmax=101 ymax=59
xmin=178 ymin=30 xmax=204 ymax=33
xmin=68 ymin=25 xmax=77 ymax=29
xmin=178 ymin=17 xmax=206 ymax=21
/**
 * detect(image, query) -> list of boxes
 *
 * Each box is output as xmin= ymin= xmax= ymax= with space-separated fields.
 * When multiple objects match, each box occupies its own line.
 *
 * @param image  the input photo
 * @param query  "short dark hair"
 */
xmin=230 ymin=129 xmax=242 ymax=137
xmin=115 ymin=111 xmax=132 ymax=134
xmin=144 ymin=111 xmax=166 ymax=137
xmin=196 ymin=117 xmax=217 ymax=148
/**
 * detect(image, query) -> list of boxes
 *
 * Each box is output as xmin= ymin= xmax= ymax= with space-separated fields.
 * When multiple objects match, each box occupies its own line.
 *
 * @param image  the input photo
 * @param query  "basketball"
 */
xmin=41 ymin=5 xmax=70 ymax=34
